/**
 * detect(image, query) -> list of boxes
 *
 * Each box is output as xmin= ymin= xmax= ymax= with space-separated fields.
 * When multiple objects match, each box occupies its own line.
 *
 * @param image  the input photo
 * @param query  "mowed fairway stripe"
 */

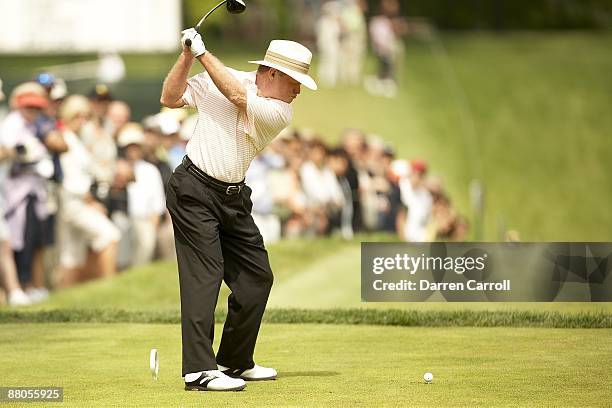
xmin=267 ymin=246 xmax=361 ymax=308
xmin=0 ymin=323 xmax=610 ymax=407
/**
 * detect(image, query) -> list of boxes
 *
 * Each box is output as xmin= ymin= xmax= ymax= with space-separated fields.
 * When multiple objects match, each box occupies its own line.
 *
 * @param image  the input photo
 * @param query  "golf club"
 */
xmin=184 ymin=0 xmax=246 ymax=47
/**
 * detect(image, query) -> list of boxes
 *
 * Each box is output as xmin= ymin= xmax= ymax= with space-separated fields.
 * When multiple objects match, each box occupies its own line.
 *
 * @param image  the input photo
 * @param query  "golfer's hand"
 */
xmin=181 ymin=28 xmax=206 ymax=58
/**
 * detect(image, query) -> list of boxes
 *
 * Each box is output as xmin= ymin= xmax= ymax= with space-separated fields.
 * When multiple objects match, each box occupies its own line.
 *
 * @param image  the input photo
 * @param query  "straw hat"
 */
xmin=249 ymin=40 xmax=317 ymax=91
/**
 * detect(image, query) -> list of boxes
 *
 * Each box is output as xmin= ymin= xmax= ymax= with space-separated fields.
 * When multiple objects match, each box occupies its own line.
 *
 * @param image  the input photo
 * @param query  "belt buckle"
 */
xmin=226 ymin=185 xmax=241 ymax=195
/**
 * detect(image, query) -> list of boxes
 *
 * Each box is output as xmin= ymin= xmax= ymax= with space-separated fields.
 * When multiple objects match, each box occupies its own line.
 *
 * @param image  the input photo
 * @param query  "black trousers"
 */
xmin=12 ymin=194 xmax=53 ymax=284
xmin=166 ymin=159 xmax=273 ymax=376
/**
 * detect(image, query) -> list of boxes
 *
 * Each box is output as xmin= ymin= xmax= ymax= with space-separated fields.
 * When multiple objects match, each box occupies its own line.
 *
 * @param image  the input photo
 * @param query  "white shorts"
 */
xmin=59 ymin=199 xmax=120 ymax=268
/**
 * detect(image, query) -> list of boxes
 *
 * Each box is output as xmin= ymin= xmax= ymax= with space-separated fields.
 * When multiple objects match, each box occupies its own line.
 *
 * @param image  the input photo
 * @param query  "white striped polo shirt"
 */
xmin=181 ymin=68 xmax=292 ymax=183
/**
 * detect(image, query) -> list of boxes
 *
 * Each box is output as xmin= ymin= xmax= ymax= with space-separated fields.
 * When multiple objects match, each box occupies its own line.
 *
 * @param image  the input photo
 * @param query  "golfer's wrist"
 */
xmin=191 ymin=43 xmax=206 ymax=58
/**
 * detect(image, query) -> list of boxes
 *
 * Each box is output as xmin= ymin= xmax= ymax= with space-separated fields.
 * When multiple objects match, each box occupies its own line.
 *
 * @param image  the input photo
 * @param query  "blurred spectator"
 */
xmin=300 ymin=139 xmax=344 ymax=234
xmin=246 ymin=145 xmax=285 ymax=244
xmin=0 ymin=82 xmax=55 ymax=301
xmin=132 ymin=112 xmax=175 ymax=264
xmin=340 ymin=128 xmax=365 ymax=231
xmin=0 ymin=85 xmax=29 ymax=306
xmin=339 ymin=0 xmax=368 ymax=85
xmin=142 ymin=114 xmax=173 ymax=189
xmin=316 ymin=1 xmax=342 ymax=87
xmin=88 ymin=84 xmax=113 ymax=120
xmin=379 ymin=146 xmax=402 ymax=232
xmin=398 ymin=159 xmax=433 ymax=242
xmin=34 ymin=72 xmax=68 ymax=118
xmin=104 ymin=157 xmax=135 ymax=270
xmin=327 ymin=148 xmax=354 ymax=239
xmin=430 ymin=192 xmax=454 ymax=240
xmin=360 ymin=135 xmax=389 ymax=230
xmin=33 ymin=74 xmax=70 ymax=273
xmin=167 ymin=113 xmax=195 ymax=170
xmin=0 ymin=143 xmax=31 ymax=306
xmin=104 ymin=100 xmax=131 ymax=141
xmin=56 ymin=95 xmax=120 ymax=287
xmin=365 ymin=0 xmax=407 ymax=97
xmin=267 ymin=134 xmax=310 ymax=238
xmin=117 ymin=124 xmax=166 ymax=266
xmin=155 ymin=111 xmax=182 ymax=171
xmin=81 ymin=86 xmax=118 ymax=207
xmin=33 ymin=73 xmax=68 ymax=182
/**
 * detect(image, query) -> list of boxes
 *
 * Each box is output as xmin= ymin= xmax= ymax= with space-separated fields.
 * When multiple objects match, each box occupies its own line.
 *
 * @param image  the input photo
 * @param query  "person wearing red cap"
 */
xmin=0 ymin=143 xmax=31 ymax=306
xmin=0 ymin=82 xmax=56 ymax=302
xmin=398 ymin=158 xmax=433 ymax=242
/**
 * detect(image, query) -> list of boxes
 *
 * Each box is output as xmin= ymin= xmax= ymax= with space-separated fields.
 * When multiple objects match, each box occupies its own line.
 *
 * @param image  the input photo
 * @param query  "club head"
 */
xmin=226 ymin=0 xmax=246 ymax=14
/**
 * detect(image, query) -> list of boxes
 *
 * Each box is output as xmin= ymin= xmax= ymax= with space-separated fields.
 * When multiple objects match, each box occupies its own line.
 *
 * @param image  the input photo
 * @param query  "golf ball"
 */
xmin=423 ymin=372 xmax=433 ymax=383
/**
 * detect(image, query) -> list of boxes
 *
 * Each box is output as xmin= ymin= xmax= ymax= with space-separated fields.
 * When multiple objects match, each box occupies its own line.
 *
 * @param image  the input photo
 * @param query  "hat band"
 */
xmin=264 ymin=51 xmax=310 ymax=75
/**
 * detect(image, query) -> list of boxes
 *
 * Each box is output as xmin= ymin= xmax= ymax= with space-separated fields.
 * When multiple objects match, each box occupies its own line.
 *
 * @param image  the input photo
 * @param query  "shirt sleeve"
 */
xmin=181 ymin=72 xmax=213 ymax=107
xmin=245 ymin=89 xmax=292 ymax=151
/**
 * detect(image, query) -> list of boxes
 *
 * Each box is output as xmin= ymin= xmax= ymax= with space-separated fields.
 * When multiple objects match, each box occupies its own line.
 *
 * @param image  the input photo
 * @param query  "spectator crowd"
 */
xmin=313 ymin=0 xmax=411 ymax=97
xmin=0 ymin=69 xmax=466 ymax=307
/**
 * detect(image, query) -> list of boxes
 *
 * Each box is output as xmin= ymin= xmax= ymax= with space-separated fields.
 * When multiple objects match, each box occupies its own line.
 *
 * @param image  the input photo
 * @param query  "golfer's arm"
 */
xmin=197 ymin=52 xmax=247 ymax=111
xmin=160 ymin=52 xmax=194 ymax=108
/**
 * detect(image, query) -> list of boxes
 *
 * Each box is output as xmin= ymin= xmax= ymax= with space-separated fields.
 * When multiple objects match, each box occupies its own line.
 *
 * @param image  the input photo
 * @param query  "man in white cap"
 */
xmin=160 ymin=30 xmax=316 ymax=392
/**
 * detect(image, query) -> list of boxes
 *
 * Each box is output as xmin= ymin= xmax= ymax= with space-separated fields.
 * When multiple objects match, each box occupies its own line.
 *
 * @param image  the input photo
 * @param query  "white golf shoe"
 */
xmin=184 ymin=370 xmax=246 ymax=391
xmin=218 ymin=364 xmax=277 ymax=381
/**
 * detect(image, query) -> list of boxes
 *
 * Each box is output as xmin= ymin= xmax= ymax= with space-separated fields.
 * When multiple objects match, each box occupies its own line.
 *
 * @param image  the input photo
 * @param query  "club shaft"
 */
xmin=197 ymin=0 xmax=227 ymax=30
xmin=185 ymin=0 xmax=227 ymax=47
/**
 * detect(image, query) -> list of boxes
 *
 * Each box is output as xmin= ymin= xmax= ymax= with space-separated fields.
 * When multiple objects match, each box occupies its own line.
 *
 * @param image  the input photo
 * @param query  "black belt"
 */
xmin=182 ymin=155 xmax=244 ymax=195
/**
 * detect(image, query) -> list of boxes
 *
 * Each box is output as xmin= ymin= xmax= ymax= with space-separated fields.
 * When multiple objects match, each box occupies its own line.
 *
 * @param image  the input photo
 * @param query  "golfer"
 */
xmin=161 ymin=28 xmax=317 ymax=392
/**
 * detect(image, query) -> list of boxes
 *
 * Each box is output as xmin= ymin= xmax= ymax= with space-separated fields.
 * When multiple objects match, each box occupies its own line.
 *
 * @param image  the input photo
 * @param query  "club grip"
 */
xmin=185 ymin=39 xmax=192 ymax=47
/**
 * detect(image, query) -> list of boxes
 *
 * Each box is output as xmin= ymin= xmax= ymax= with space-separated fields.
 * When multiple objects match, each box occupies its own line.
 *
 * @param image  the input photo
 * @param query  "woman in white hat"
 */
xmin=161 ymin=32 xmax=316 ymax=391
xmin=56 ymin=95 xmax=120 ymax=287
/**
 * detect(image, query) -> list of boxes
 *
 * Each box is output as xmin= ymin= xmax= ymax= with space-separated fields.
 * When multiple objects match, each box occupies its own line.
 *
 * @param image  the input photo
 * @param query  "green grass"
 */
xmin=25 ymin=237 xmax=612 ymax=315
xmin=2 ymin=308 xmax=611 ymax=328
xmin=2 ymin=32 xmax=611 ymax=240
xmin=1 ymin=323 xmax=611 ymax=407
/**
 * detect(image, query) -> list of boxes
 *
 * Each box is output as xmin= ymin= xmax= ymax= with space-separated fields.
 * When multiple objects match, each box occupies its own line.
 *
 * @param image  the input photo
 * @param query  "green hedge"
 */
xmin=1 ymin=308 xmax=610 ymax=328
xmin=387 ymin=0 xmax=612 ymax=29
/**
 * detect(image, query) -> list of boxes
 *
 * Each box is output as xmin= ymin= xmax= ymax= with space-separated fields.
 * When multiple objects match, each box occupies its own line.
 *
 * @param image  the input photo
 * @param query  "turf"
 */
xmin=1 ymin=323 xmax=610 ymax=407
xmin=29 ymin=237 xmax=612 ymax=315
xmin=2 ymin=308 xmax=611 ymax=328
